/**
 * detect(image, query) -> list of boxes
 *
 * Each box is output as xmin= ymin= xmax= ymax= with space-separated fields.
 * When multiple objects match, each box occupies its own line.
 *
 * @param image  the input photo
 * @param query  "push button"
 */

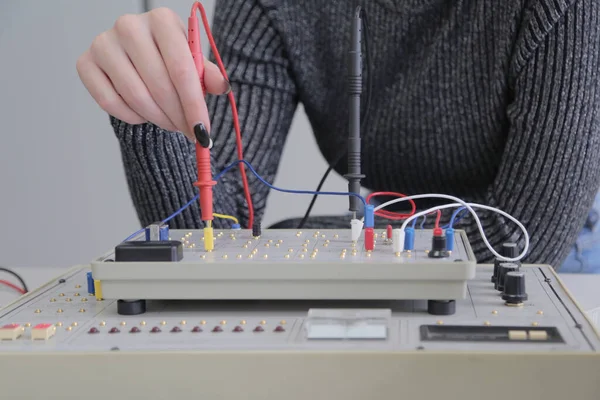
xmin=528 ymin=330 xmax=548 ymax=341
xmin=31 ymin=323 xmax=56 ymax=340
xmin=508 ymin=330 xmax=527 ymax=341
xmin=0 ymin=324 xmax=24 ymax=340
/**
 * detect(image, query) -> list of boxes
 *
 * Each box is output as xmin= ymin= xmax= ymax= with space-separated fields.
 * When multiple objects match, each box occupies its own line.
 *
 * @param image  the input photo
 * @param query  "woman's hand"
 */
xmin=76 ymin=7 xmax=229 ymax=140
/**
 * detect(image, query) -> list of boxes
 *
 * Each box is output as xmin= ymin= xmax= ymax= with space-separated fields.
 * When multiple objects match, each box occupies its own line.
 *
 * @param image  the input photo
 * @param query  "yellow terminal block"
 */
xmin=204 ymin=227 xmax=214 ymax=251
xmin=94 ymin=280 xmax=103 ymax=301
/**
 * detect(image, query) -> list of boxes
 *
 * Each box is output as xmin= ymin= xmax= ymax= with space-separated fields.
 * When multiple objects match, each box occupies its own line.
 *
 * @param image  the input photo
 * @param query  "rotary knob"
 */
xmin=496 ymin=262 xmax=519 ymax=292
xmin=492 ymin=243 xmax=519 ymax=283
xmin=502 ymin=271 xmax=528 ymax=305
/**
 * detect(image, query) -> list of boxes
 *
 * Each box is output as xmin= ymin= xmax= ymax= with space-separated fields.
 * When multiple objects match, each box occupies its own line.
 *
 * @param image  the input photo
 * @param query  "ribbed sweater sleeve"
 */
xmin=470 ymin=0 xmax=600 ymax=265
xmin=112 ymin=0 xmax=297 ymax=229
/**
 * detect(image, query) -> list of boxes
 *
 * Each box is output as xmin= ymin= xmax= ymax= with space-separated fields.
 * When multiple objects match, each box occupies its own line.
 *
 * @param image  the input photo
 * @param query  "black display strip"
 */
xmin=420 ymin=325 xmax=564 ymax=343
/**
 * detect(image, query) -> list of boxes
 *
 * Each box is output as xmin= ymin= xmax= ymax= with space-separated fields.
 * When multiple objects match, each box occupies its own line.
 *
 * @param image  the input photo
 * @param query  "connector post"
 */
xmin=203 ymin=226 xmax=214 ymax=252
xmin=446 ymin=228 xmax=455 ymax=252
xmin=392 ymin=229 xmax=405 ymax=254
xmin=364 ymin=227 xmax=374 ymax=251
xmin=404 ymin=227 xmax=415 ymax=251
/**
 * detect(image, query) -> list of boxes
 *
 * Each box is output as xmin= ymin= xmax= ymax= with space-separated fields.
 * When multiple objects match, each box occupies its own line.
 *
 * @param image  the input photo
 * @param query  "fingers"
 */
xmin=163 ymin=9 xmax=230 ymax=96
xmin=204 ymin=59 xmax=231 ymax=95
xmin=78 ymin=8 xmax=232 ymax=140
xmin=150 ymin=9 xmax=208 ymax=138
xmin=149 ymin=8 xmax=229 ymax=138
xmin=91 ymin=29 xmax=178 ymax=132
xmin=77 ymin=50 xmax=146 ymax=125
xmin=115 ymin=14 xmax=189 ymax=135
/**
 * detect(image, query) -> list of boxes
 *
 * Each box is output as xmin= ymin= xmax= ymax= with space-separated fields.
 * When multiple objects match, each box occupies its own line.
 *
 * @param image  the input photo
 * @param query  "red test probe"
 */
xmin=188 ymin=2 xmax=216 ymax=250
xmin=187 ymin=2 xmax=255 ymax=249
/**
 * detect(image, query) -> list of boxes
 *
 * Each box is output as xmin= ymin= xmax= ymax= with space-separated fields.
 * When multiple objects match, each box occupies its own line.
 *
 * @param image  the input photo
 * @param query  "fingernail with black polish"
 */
xmin=194 ymin=123 xmax=211 ymax=148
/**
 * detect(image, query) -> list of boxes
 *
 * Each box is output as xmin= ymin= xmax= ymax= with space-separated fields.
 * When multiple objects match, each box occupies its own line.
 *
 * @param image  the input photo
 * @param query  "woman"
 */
xmin=77 ymin=0 xmax=600 ymax=268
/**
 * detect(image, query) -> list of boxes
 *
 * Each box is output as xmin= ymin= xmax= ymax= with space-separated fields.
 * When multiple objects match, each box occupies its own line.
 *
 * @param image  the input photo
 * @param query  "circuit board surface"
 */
xmin=91 ymin=229 xmax=477 ymax=301
xmin=0 ymin=265 xmax=598 ymax=353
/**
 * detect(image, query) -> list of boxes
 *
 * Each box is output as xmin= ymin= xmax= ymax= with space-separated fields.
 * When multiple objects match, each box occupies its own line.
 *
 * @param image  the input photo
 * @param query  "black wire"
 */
xmin=297 ymin=7 xmax=372 ymax=229
xmin=0 ymin=267 xmax=28 ymax=293
xmin=142 ymin=0 xmax=151 ymax=12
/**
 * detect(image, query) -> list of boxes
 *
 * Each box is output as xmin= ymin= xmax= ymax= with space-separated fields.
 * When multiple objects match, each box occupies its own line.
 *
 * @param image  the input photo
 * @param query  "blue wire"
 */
xmin=221 ymin=160 xmax=366 ymax=206
xmin=123 ymin=193 xmax=200 ymax=241
xmin=122 ymin=159 xmax=366 ymax=241
xmin=419 ymin=215 xmax=427 ymax=229
xmin=411 ymin=217 xmax=418 ymax=229
xmin=162 ymin=195 xmax=199 ymax=224
xmin=441 ymin=207 xmax=468 ymax=229
xmin=123 ymin=229 xmax=145 ymax=242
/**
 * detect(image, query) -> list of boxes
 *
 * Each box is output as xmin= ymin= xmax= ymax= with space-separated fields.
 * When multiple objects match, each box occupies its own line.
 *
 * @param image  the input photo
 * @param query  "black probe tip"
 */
xmin=194 ymin=123 xmax=211 ymax=148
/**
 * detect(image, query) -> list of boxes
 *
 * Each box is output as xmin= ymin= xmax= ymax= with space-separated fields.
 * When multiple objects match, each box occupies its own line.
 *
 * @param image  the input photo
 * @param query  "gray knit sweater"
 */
xmin=111 ymin=0 xmax=600 ymax=266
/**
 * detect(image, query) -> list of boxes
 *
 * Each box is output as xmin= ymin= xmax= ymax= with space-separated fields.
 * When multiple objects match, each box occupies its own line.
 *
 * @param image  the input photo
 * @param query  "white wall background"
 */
xmin=0 ymin=0 xmax=349 ymax=268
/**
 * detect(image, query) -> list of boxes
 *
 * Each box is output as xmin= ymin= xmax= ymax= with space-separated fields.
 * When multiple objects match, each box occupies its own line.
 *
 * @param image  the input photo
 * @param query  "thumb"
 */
xmin=204 ymin=58 xmax=231 ymax=95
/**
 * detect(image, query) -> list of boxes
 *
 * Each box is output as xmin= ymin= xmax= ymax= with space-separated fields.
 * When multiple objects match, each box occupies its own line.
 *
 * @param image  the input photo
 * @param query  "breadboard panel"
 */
xmin=91 ymin=229 xmax=477 ymax=300
xmin=126 ymin=228 xmax=474 ymax=263
xmin=0 ymin=266 xmax=598 ymax=353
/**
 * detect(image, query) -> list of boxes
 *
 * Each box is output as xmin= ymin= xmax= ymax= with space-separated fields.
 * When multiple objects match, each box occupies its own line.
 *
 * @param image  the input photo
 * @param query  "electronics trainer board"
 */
xmin=91 ymin=229 xmax=476 ymax=312
xmin=0 ymin=229 xmax=598 ymax=399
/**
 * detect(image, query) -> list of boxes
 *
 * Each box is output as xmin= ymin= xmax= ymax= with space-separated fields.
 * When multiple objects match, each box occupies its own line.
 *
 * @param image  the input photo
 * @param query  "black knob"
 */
xmin=493 ymin=243 xmax=519 ymax=282
xmin=502 ymin=271 xmax=528 ymax=304
xmin=252 ymin=221 xmax=261 ymax=238
xmin=428 ymin=235 xmax=449 ymax=258
xmin=501 ymin=243 xmax=518 ymax=258
xmin=496 ymin=263 xmax=519 ymax=292
xmin=492 ymin=259 xmax=501 ymax=283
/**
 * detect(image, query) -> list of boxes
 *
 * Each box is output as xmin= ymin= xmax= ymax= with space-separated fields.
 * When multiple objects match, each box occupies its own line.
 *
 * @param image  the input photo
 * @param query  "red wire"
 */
xmin=432 ymin=210 xmax=443 ymax=236
xmin=366 ymin=192 xmax=417 ymax=220
xmin=193 ymin=2 xmax=254 ymax=228
xmin=0 ymin=279 xmax=25 ymax=295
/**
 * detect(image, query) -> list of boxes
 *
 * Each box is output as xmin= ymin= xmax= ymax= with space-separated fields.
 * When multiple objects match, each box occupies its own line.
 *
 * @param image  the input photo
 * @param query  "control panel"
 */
xmin=0 ymin=265 xmax=597 ymax=353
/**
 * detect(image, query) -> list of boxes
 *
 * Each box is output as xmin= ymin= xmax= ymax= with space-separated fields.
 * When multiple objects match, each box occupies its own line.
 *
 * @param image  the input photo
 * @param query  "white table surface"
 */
xmin=1 ymin=267 xmax=600 ymax=327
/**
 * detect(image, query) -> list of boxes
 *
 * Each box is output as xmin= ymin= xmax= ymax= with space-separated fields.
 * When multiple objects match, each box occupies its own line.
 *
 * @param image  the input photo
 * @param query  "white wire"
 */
xmin=373 ymin=194 xmax=529 ymax=262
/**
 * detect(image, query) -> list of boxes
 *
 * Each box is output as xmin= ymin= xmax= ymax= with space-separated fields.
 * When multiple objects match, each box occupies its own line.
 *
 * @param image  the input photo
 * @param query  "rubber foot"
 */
xmin=117 ymin=299 xmax=146 ymax=315
xmin=428 ymin=300 xmax=456 ymax=315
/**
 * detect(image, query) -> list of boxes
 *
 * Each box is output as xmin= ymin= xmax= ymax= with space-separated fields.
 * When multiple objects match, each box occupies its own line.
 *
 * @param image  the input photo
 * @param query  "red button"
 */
xmin=129 ymin=327 xmax=141 ymax=333
xmin=170 ymin=327 xmax=182 ymax=333
xmin=88 ymin=327 xmax=99 ymax=334
xmin=274 ymin=326 xmax=285 ymax=332
xmin=109 ymin=327 xmax=120 ymax=334
xmin=253 ymin=326 xmax=264 ymax=332
xmin=212 ymin=326 xmax=223 ymax=332
xmin=150 ymin=327 xmax=161 ymax=333
xmin=232 ymin=326 xmax=243 ymax=332
xmin=191 ymin=326 xmax=202 ymax=333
